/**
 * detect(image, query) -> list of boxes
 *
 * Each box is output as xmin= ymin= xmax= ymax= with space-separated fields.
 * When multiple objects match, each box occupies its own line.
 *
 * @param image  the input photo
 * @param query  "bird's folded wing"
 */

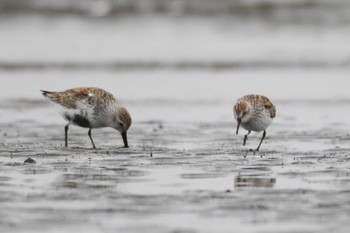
xmin=259 ymin=96 xmax=276 ymax=118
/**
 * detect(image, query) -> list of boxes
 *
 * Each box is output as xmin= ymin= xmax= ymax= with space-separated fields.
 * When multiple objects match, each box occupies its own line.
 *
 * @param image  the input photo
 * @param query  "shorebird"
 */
xmin=41 ymin=87 xmax=132 ymax=149
xmin=233 ymin=94 xmax=276 ymax=151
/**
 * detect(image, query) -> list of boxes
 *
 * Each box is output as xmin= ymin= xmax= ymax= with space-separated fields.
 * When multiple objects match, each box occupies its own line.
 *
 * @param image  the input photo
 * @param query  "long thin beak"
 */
xmin=236 ymin=119 xmax=241 ymax=135
xmin=121 ymin=132 xmax=129 ymax=148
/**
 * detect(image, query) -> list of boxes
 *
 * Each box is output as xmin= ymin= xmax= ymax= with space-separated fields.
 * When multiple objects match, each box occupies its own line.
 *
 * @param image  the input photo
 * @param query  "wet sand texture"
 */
xmin=1 ymin=73 xmax=350 ymax=233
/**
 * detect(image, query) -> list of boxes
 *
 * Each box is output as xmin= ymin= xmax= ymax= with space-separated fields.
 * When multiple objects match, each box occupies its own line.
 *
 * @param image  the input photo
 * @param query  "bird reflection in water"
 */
xmin=234 ymin=176 xmax=276 ymax=188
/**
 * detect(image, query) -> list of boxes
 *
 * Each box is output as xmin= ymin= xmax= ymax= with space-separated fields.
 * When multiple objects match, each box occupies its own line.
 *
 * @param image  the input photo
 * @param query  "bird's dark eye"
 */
xmin=119 ymin=123 xmax=123 ymax=126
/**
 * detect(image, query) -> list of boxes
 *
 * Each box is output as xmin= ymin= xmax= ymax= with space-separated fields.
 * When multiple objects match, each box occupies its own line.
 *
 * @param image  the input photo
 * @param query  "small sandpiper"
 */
xmin=233 ymin=94 xmax=276 ymax=151
xmin=41 ymin=87 xmax=132 ymax=149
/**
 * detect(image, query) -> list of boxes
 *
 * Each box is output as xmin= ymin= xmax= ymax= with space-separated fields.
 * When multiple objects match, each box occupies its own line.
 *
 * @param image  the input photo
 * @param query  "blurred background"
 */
xmin=0 ymin=0 xmax=350 ymax=123
xmin=1 ymin=0 xmax=350 ymax=68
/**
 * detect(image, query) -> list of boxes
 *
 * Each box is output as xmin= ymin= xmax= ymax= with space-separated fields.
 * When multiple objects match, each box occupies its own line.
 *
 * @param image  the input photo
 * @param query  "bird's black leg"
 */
xmin=243 ymin=131 xmax=251 ymax=146
xmin=256 ymin=130 xmax=266 ymax=151
xmin=64 ymin=124 xmax=69 ymax=147
xmin=88 ymin=128 xmax=96 ymax=149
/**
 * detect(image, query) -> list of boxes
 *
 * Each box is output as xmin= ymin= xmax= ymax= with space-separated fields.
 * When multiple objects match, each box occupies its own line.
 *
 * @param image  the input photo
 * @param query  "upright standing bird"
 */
xmin=41 ymin=87 xmax=132 ymax=149
xmin=233 ymin=94 xmax=276 ymax=151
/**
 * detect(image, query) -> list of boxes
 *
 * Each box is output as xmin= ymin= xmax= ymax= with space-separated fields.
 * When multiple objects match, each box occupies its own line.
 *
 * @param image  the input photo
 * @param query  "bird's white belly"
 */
xmin=241 ymin=112 xmax=272 ymax=132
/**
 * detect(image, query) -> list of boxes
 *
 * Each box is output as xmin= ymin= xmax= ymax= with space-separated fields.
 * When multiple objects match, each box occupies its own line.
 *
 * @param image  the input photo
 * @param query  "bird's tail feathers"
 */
xmin=41 ymin=90 xmax=56 ymax=98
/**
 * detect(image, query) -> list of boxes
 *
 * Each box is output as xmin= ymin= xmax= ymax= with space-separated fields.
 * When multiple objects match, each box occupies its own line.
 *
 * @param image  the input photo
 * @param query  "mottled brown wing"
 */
xmin=41 ymin=88 xmax=94 ymax=109
xmin=259 ymin=96 xmax=276 ymax=118
xmin=85 ymin=88 xmax=117 ymax=104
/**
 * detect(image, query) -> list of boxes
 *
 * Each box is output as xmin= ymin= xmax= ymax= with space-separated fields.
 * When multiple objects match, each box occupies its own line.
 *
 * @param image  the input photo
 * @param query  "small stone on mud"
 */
xmin=24 ymin=158 xmax=36 ymax=164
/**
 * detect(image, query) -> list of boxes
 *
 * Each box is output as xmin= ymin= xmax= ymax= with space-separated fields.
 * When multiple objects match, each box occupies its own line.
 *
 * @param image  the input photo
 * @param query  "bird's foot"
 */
xmin=247 ymin=148 xmax=258 ymax=155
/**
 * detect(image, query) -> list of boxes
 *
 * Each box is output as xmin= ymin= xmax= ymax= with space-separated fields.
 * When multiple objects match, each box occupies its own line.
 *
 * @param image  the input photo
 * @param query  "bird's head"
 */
xmin=114 ymin=107 xmax=132 ymax=148
xmin=233 ymin=100 xmax=251 ymax=134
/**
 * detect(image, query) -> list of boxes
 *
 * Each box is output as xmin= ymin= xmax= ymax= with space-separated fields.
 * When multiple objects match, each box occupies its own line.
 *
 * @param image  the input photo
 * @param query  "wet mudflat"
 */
xmin=1 ymin=81 xmax=350 ymax=233
xmin=1 ymin=3 xmax=350 ymax=230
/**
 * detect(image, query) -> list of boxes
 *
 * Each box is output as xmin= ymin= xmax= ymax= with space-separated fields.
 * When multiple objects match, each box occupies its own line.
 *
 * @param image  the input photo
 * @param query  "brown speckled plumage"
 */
xmin=41 ymin=87 xmax=117 ymax=109
xmin=41 ymin=87 xmax=131 ymax=148
xmin=233 ymin=94 xmax=276 ymax=151
xmin=235 ymin=94 xmax=276 ymax=119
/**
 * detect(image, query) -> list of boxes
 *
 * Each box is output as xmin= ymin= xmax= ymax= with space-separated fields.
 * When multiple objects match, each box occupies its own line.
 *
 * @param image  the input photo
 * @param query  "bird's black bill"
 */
xmin=236 ymin=120 xmax=241 ymax=135
xmin=122 ymin=132 xmax=129 ymax=148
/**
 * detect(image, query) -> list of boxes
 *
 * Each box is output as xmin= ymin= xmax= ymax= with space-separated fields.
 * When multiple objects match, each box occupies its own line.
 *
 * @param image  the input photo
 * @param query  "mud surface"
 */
xmin=1 ymin=91 xmax=350 ymax=233
xmin=1 ymin=4 xmax=350 ymax=231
